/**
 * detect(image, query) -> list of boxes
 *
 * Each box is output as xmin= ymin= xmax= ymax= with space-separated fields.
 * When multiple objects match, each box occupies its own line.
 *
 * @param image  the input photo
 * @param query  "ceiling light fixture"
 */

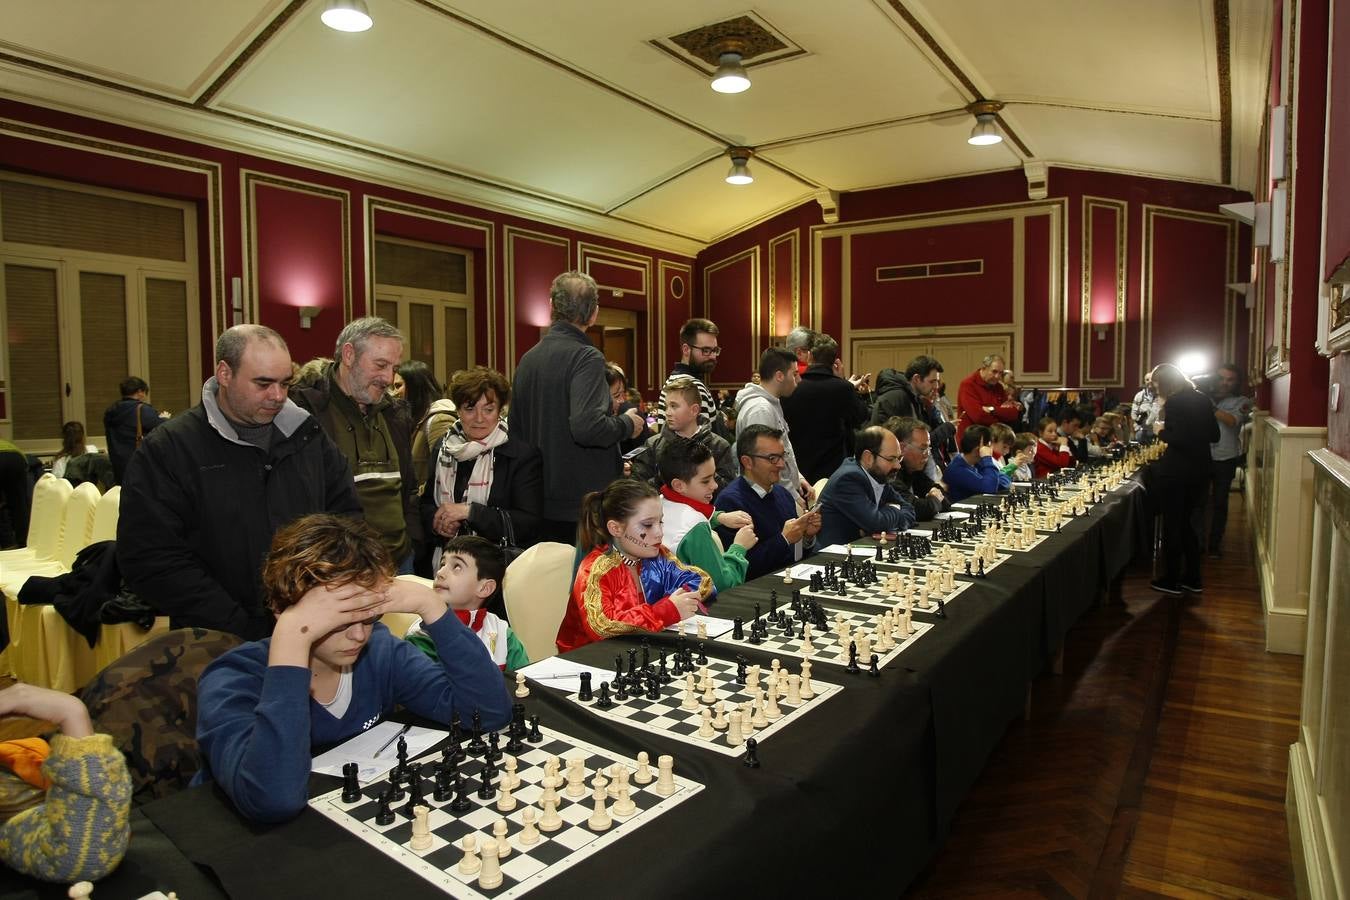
xmin=966 ymin=99 xmax=1004 ymax=146
xmin=725 ymin=147 xmax=754 ymax=185
xmin=710 ymin=38 xmax=751 ymax=94
xmin=321 ymin=0 xmax=373 ymax=32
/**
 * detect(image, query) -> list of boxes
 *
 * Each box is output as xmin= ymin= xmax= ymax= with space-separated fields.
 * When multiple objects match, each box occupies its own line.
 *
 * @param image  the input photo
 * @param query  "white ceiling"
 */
xmin=0 ymin=0 xmax=1271 ymax=255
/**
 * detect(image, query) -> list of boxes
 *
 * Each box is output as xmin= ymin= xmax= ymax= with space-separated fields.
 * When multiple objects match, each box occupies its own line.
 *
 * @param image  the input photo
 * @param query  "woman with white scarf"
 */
xmin=420 ymin=367 xmax=543 ymax=565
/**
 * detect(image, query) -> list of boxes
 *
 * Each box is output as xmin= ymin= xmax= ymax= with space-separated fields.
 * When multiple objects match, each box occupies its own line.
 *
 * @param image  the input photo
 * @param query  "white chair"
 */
xmin=89 ymin=486 xmax=121 ymax=544
xmin=502 ymin=542 xmax=576 ymax=664
xmin=0 ymin=475 xmax=71 ymax=565
xmin=812 ymin=478 xmax=829 ymax=502
xmin=56 ymin=482 xmax=100 ymax=568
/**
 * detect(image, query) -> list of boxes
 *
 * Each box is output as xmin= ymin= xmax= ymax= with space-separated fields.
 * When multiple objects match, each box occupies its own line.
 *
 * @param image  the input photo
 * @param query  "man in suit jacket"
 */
xmin=817 ymin=426 xmax=916 ymax=548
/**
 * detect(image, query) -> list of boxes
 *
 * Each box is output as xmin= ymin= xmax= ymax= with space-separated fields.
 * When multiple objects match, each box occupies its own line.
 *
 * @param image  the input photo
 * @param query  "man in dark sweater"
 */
xmin=1149 ymin=363 xmax=1219 ymax=595
xmin=714 ymin=425 xmax=821 ymax=580
xmin=509 ymin=271 xmax=644 ymax=542
xmin=118 ymin=325 xmax=360 ymax=639
xmin=781 ymin=336 xmax=870 ymax=484
xmin=103 ymin=376 xmax=162 ymax=484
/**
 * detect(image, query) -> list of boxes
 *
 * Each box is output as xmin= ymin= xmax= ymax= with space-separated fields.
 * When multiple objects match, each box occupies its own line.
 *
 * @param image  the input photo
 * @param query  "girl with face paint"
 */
xmin=554 ymin=479 xmax=713 ymax=654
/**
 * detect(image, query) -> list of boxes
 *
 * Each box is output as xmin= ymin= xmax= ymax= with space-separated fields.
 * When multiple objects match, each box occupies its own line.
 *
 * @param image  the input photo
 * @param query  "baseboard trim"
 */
xmin=1287 ymin=741 xmax=1341 ymax=899
xmin=1254 ymin=528 xmax=1307 ymax=654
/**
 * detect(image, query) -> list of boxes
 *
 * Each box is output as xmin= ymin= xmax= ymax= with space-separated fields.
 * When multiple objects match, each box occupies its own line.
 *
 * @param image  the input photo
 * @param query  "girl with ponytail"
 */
xmin=556 ymin=478 xmax=713 ymax=653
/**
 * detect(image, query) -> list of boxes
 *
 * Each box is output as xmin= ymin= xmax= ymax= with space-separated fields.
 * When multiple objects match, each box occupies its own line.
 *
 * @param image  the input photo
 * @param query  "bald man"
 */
xmin=816 ymin=426 xmax=916 ymax=547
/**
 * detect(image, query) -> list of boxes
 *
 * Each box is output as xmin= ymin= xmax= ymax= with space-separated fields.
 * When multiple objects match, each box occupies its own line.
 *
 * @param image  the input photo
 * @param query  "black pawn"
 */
xmin=868 ymin=654 xmax=881 ymax=678
xmin=658 ymin=651 xmax=670 ymax=682
xmin=697 ymin=642 xmax=708 ymax=664
xmin=450 ymin=774 xmax=473 ymax=812
xmin=375 ymin=789 xmax=395 ymax=825
xmin=965 ymin=559 xmax=972 ymax=576
xmin=482 ymin=752 xmax=498 ymax=784
xmin=505 ymin=727 xmax=525 ymax=755
xmin=485 ymin=730 xmax=502 ymax=762
xmin=467 ymin=711 xmax=487 ymax=755
xmin=595 ymin=681 xmax=614 ymax=709
xmin=341 ymin=762 xmax=361 ymax=803
xmin=528 ymin=715 xmax=543 ymax=742
xmin=845 ymin=640 xmax=860 ymax=675
xmin=433 ymin=767 xmax=453 ymax=803
xmin=978 ymin=558 xmax=986 ymax=578
xmin=578 ymin=671 xmax=594 ymax=702
xmin=743 ymin=737 xmax=761 ymax=769
xmin=477 ymin=768 xmax=495 ymax=800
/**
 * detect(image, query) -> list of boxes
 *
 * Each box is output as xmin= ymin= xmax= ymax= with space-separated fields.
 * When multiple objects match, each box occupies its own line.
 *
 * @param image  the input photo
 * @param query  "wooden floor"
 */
xmin=908 ymin=491 xmax=1303 ymax=899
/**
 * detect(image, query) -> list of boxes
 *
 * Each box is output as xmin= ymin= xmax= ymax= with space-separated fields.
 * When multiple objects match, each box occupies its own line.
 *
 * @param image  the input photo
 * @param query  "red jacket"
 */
xmin=1033 ymin=439 xmax=1074 ymax=479
xmin=955 ymin=370 xmax=1021 ymax=444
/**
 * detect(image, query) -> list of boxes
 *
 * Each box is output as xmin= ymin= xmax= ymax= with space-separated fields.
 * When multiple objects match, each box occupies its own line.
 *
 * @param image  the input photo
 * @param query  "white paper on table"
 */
xmin=819 ymin=544 xmax=879 ymax=556
xmin=951 ymin=502 xmax=980 ymax=510
xmin=1012 ymin=482 xmax=1033 ymax=488
xmin=665 ymin=613 xmax=736 ymax=637
xmin=777 ymin=562 xmax=826 ymax=581
xmin=312 ymin=721 xmax=446 ymax=784
xmin=517 ymin=657 xmax=615 ymax=694
xmin=907 ymin=529 xmax=933 ymax=538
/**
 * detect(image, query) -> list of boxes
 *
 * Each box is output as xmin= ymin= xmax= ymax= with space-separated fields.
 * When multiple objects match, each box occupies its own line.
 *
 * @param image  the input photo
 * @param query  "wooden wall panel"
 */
xmin=1082 ymin=198 xmax=1126 ymax=385
xmin=703 ymin=249 xmax=758 ymax=388
xmin=505 ymin=227 xmax=569 ymax=372
xmin=1143 ymin=207 xmax=1236 ymax=377
xmin=658 ymin=260 xmax=691 ymax=382
xmin=768 ymin=230 xmax=798 ymax=342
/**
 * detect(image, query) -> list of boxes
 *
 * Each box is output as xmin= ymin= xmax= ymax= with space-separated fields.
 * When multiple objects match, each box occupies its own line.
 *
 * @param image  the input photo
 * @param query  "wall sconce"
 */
xmin=1094 ymin=324 xmax=1108 ymax=341
xmin=298 ymin=306 xmax=322 ymax=330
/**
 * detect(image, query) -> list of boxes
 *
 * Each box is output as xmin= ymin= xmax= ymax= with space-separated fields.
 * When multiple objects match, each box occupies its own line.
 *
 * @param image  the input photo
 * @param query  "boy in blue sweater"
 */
xmin=196 ymin=514 xmax=511 ymax=823
xmin=944 ymin=424 xmax=1005 ymax=502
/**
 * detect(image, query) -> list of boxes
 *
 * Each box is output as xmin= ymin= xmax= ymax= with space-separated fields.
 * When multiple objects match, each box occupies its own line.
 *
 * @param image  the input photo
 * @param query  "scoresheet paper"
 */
xmin=313 ymin=721 xmax=447 ymax=783
xmin=664 ymin=613 xmax=736 ymax=637
xmin=517 ymin=657 xmax=615 ymax=694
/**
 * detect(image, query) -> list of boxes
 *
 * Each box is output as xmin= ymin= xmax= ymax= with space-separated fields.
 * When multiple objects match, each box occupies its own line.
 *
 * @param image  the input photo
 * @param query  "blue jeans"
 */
xmin=397 ymin=552 xmax=415 ymax=576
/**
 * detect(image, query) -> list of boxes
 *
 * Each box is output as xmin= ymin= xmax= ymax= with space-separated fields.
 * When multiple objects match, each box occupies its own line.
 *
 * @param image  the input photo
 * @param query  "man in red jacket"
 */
xmin=955 ymin=354 xmax=1023 ymax=444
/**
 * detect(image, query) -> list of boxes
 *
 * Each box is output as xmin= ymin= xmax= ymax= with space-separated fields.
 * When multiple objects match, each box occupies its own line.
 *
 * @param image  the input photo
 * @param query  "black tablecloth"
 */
xmin=70 ymin=472 xmax=1151 ymax=899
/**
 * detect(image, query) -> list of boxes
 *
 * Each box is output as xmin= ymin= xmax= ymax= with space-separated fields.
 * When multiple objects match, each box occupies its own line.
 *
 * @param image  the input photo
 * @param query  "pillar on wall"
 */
xmin=814 ymin=189 xmax=840 ymax=225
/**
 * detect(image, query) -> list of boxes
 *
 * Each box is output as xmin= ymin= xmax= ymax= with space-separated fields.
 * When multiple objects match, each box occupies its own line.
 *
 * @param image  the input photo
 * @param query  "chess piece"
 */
xmin=68 ymin=885 xmax=93 ymax=900
xmin=751 ymin=695 xmax=768 ymax=728
xmin=492 ymin=818 xmax=512 ymax=858
xmin=712 ymin=701 xmax=728 ymax=730
xmin=518 ymin=807 xmax=540 ymax=845
xmin=681 ymin=673 xmax=698 ymax=710
xmin=799 ymin=661 xmax=815 ymax=700
xmin=869 ymin=653 xmax=881 ymax=677
xmin=450 ymin=775 xmax=473 ymax=813
xmin=613 ymin=780 xmax=636 ymax=817
xmin=477 ymin=839 xmax=503 ymax=889
xmin=539 ymin=796 xmax=563 ymax=832
xmin=697 ymin=620 xmax=708 ymax=640
xmin=458 ymin=834 xmax=482 ymax=875
xmin=633 ymin=751 xmax=653 ymax=784
xmin=701 ymin=679 xmax=716 ymax=705
xmin=409 ymin=805 xmax=433 ymax=851
xmin=514 ymin=672 xmax=529 ymax=698
xmin=504 ymin=755 xmax=520 ymax=790
xmin=727 ymin=710 xmax=744 ymax=747
xmin=588 ymin=783 xmax=612 ymax=831
xmin=595 ymin=681 xmax=614 ymax=710
xmin=375 ymin=788 xmax=395 ymax=825
xmin=698 ymin=707 xmax=715 ymax=737
xmin=578 ymin=672 xmax=593 ymax=702
xmin=764 ymin=686 xmax=782 ymax=721
xmin=341 ymin=761 xmax=361 ymax=803
xmin=846 ymin=640 xmax=860 ymax=674
xmin=786 ymin=672 xmax=803 ymax=705
xmin=433 ymin=766 xmax=453 ymax=803
xmin=743 ymin=737 xmax=761 ymax=769
xmin=496 ymin=776 xmax=516 ymax=812
xmin=654 ymin=754 xmax=677 ymax=797
xmin=566 ymin=758 xmax=586 ymax=798
xmin=403 ymin=762 xmax=426 ymax=813
xmin=467 ymin=711 xmax=487 ymax=756
xmin=732 ymin=616 xmax=745 ymax=640
xmin=609 ymin=764 xmax=628 ymax=799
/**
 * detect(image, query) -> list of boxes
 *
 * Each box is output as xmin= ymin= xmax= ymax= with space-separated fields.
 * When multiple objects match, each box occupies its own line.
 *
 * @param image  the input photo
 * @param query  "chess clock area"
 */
xmin=48 ymin=453 xmax=1154 ymax=900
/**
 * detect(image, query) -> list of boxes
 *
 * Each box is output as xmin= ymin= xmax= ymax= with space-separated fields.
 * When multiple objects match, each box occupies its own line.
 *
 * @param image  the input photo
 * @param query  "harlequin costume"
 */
xmin=555 ymin=545 xmax=713 ymax=653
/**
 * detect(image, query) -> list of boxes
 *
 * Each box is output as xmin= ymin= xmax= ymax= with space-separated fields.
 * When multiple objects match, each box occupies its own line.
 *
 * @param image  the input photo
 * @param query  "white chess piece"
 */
xmin=607 ymin=763 xmax=624 ymax=798
xmin=613 ymin=780 xmax=636 ymax=817
xmin=458 ymin=834 xmax=482 ymax=874
xmin=539 ymin=796 xmax=563 ymax=832
xmin=727 ymin=710 xmax=744 ymax=747
xmin=492 ymin=818 xmax=511 ymax=858
xmin=588 ymin=783 xmax=612 ymax=831
xmin=514 ymin=672 xmax=529 ymax=698
xmin=681 ymin=673 xmax=699 ymax=710
xmin=496 ymin=776 xmax=516 ymax=812
xmin=654 ymin=754 xmax=677 ymax=797
xmin=751 ymin=695 xmax=768 ymax=728
xmin=633 ymin=751 xmax=653 ymax=784
xmin=739 ymin=701 xmax=755 ymax=734
xmin=802 ymin=623 xmax=815 ymax=656
xmin=786 ymin=672 xmax=802 ymax=705
xmin=477 ymin=839 xmax=503 ymax=890
xmin=764 ymin=686 xmax=782 ymax=721
xmin=68 ymin=883 xmax=93 ymax=900
xmin=701 ymin=679 xmax=716 ymax=705
xmin=518 ymin=807 xmax=540 ymax=845
xmin=697 ymin=620 xmax=708 ymax=640
xmin=504 ymin=755 xmax=520 ymax=790
xmin=565 ymin=758 xmax=586 ymax=798
xmin=409 ymin=805 xmax=433 ymax=850
xmin=698 ymin=707 xmax=715 ymax=737
xmin=540 ymin=773 xmax=559 ymax=808
xmin=712 ymin=701 xmax=728 ymax=730
xmin=798 ymin=662 xmax=815 ymax=700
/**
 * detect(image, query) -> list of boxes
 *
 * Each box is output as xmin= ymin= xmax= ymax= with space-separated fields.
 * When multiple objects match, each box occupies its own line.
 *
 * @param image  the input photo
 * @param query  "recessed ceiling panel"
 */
xmin=1010 ymin=105 xmax=1221 ymax=183
xmin=614 ymin=157 xmax=810 ymax=243
xmin=216 ymin=0 xmax=718 ymax=210
xmin=0 ymin=0 xmax=285 ymax=97
xmin=914 ymin=0 xmax=1217 ymax=116
xmin=444 ymin=0 xmax=966 ymax=145
xmin=765 ymin=117 xmax=1022 ymax=192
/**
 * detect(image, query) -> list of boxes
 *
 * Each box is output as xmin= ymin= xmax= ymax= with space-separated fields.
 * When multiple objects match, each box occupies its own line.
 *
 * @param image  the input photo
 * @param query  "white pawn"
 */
xmin=539 ymin=796 xmax=563 ymax=832
xmin=458 ymin=834 xmax=482 ymax=875
xmin=698 ymin=707 xmax=715 ymax=737
xmin=654 ymin=754 xmax=676 ymax=797
xmin=712 ymin=701 xmax=728 ymax=730
xmin=477 ymin=839 xmax=503 ymax=890
xmin=514 ymin=672 xmax=529 ymax=698
xmin=698 ymin=665 xmax=711 ymax=691
xmin=504 ymin=755 xmax=520 ymax=791
xmin=496 ymin=776 xmax=516 ymax=812
xmin=587 ymin=783 xmax=612 ymax=831
xmin=701 ymin=679 xmax=717 ymax=705
xmin=607 ymin=763 xmax=624 ymax=798
xmin=739 ymin=701 xmax=755 ymax=734
xmin=727 ymin=710 xmax=744 ymax=747
xmin=518 ymin=807 xmax=540 ymax=845
xmin=802 ymin=624 xmax=815 ymax=656
xmin=855 ymin=631 xmax=872 ymax=662
xmin=799 ymin=661 xmax=815 ymax=700
xmin=540 ymin=773 xmax=559 ymax=808
xmin=764 ymin=686 xmax=782 ymax=721
xmin=68 ymin=885 xmax=94 ymax=900
xmin=681 ymin=673 xmax=698 ymax=710
xmin=492 ymin=818 xmax=512 ymax=858
xmin=613 ymin=780 xmax=636 ymax=817
xmin=633 ymin=751 xmax=653 ymax=784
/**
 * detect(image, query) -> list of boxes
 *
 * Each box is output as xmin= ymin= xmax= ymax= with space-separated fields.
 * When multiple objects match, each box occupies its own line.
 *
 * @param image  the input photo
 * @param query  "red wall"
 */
xmin=0 ymin=99 xmax=694 ymax=395
xmin=696 ymin=167 xmax=1251 ymax=398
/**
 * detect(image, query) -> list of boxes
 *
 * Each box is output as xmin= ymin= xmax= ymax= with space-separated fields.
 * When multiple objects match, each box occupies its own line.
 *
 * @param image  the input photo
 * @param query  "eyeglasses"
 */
xmin=746 ymin=452 xmax=785 ymax=464
xmin=876 ymin=453 xmax=902 ymax=463
xmin=690 ymin=345 xmax=722 ymax=356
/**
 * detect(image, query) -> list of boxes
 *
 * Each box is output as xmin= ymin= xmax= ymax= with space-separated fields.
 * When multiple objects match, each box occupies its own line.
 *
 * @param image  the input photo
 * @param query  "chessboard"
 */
xmin=310 ymin=719 xmax=702 ymax=900
xmin=710 ymin=590 xmax=932 ymax=670
xmin=799 ymin=563 xmax=972 ymax=610
xmin=563 ymin=641 xmax=841 ymax=757
xmin=817 ymin=536 xmax=1011 ymax=574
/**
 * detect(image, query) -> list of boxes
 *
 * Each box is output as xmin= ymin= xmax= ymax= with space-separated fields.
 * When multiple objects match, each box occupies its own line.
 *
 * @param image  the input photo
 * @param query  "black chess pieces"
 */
xmin=387 ymin=769 xmax=406 ymax=802
xmin=404 ymin=762 xmax=425 ymax=812
xmin=614 ymin=655 xmax=625 ymax=680
xmin=486 ymin=730 xmax=503 ymax=762
xmin=868 ymin=654 xmax=881 ymax=678
xmin=732 ymin=617 xmax=744 ymax=640
xmin=595 ymin=681 xmax=614 ymax=709
xmin=935 ymin=598 xmax=947 ymax=619
xmin=375 ymin=788 xmax=395 ymax=825
xmin=450 ymin=774 xmax=473 ymax=812
xmin=433 ymin=766 xmax=453 ymax=803
xmin=977 ymin=558 xmax=986 ymax=578
xmin=341 ymin=762 xmax=361 ymax=803
xmin=965 ymin=559 xmax=972 ymax=576
xmin=444 ymin=728 xmax=466 ymax=764
xmin=395 ymin=735 xmax=409 ymax=780
xmin=846 ymin=640 xmax=861 ymax=674
xmin=578 ymin=671 xmax=594 ymax=702
xmin=477 ymin=768 xmax=496 ymax=801
xmin=641 ymin=638 xmax=651 ymax=669
xmin=697 ymin=642 xmax=708 ymax=664
xmin=467 ymin=710 xmax=487 ymax=755
xmin=645 ymin=673 xmax=661 ymax=701
xmin=528 ymin=715 xmax=543 ymax=742
xmin=743 ymin=737 xmax=761 ymax=769
xmin=658 ymin=650 xmax=670 ymax=682
xmin=614 ymin=676 xmax=629 ymax=702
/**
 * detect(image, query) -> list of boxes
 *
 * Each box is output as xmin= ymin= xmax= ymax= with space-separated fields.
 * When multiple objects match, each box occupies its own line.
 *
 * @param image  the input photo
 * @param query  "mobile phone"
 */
xmin=622 ymin=446 xmax=647 ymax=460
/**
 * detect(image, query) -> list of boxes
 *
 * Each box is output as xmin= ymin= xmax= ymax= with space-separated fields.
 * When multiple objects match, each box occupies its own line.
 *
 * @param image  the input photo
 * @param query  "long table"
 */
xmin=0 ymin=475 xmax=1149 ymax=899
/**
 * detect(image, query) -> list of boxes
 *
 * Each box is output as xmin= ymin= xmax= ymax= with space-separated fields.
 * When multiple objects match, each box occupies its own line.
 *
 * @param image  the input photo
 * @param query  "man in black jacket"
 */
xmin=118 ymin=325 xmax=360 ymax=640
xmin=291 ymin=317 xmax=421 ymax=573
xmin=1148 ymin=363 xmax=1220 ymax=596
xmin=780 ymin=336 xmax=870 ymax=484
xmin=509 ymin=271 xmax=645 ymax=542
xmin=103 ymin=376 xmax=162 ymax=485
xmin=882 ymin=416 xmax=949 ymax=521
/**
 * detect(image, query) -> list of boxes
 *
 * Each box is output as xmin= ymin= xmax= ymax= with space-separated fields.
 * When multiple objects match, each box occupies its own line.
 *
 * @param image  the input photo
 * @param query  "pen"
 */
xmin=373 ymin=723 xmax=411 ymax=758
